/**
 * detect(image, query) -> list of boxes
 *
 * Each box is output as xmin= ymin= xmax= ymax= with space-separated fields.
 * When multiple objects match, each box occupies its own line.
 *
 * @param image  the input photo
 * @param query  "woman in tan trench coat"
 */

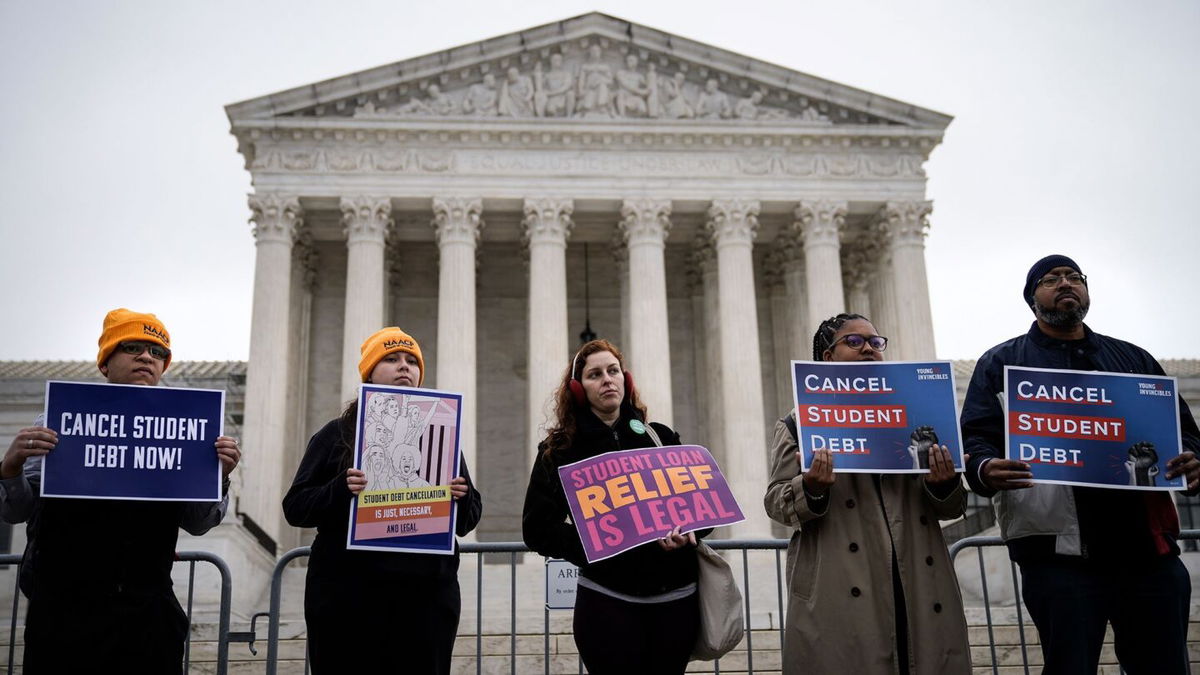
xmin=764 ymin=313 xmax=972 ymax=675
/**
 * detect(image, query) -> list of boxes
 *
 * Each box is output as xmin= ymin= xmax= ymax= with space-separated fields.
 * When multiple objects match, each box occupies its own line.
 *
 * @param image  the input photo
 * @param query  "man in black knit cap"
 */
xmin=962 ymin=254 xmax=1200 ymax=674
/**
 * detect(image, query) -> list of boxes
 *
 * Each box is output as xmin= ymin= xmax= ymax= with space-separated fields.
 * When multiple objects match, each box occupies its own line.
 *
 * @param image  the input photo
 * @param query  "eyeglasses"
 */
xmin=1037 ymin=272 xmax=1087 ymax=289
xmin=117 ymin=341 xmax=171 ymax=361
xmin=830 ymin=334 xmax=888 ymax=352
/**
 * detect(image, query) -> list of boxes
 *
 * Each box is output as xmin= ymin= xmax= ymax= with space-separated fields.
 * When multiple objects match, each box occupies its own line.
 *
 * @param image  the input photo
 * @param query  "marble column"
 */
xmin=619 ymin=198 xmax=674 ymax=426
xmin=796 ymin=200 xmax=848 ymax=337
xmin=432 ymin=197 xmax=484 ymax=471
xmin=881 ymin=201 xmax=936 ymax=360
xmin=865 ymin=236 xmax=900 ymax=351
xmin=764 ymin=258 xmax=793 ymax=418
xmin=281 ymin=236 xmax=317 ymax=550
xmin=523 ymin=198 xmax=574 ymax=460
xmin=707 ymin=199 xmax=771 ymax=537
xmin=845 ymin=272 xmax=873 ymax=320
xmin=243 ymin=193 xmax=302 ymax=547
xmin=340 ymin=196 xmax=393 ymax=401
xmin=691 ymin=239 xmax=724 ymax=469
xmin=612 ymin=239 xmax=631 ymax=355
xmin=780 ymin=235 xmax=809 ymax=361
xmin=685 ymin=264 xmax=710 ymax=452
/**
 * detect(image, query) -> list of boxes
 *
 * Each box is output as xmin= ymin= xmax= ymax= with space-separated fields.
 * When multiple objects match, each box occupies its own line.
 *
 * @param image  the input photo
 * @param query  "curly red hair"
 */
xmin=541 ymin=339 xmax=648 ymax=458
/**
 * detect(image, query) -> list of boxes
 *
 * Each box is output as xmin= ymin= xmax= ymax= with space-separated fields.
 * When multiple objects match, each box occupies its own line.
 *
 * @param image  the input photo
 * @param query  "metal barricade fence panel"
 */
xmin=948 ymin=529 xmax=1200 ymax=675
xmin=264 ymin=540 xmax=793 ymax=675
xmin=0 ymin=531 xmax=1129 ymax=673
xmin=0 ymin=551 xmax=233 ymax=675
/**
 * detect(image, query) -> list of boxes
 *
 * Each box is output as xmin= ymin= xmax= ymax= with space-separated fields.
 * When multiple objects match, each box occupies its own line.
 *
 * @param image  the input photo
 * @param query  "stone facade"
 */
xmin=225 ymin=12 xmax=953 ymax=549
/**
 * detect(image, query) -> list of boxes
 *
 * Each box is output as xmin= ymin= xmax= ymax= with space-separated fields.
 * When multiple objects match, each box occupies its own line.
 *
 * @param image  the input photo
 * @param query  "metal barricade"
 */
xmin=948 ymin=529 xmax=1200 ymax=675
xmin=264 ymin=540 xmax=790 ymax=675
xmin=0 ymin=550 xmax=234 ymax=675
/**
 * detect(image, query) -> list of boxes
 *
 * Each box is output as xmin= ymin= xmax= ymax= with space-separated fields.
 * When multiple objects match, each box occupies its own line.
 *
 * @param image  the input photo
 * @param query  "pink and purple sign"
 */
xmin=557 ymin=444 xmax=744 ymax=564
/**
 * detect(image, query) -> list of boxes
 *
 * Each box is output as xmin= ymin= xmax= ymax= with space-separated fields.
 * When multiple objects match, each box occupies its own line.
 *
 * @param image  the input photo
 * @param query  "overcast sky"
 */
xmin=1 ymin=0 xmax=1196 ymax=363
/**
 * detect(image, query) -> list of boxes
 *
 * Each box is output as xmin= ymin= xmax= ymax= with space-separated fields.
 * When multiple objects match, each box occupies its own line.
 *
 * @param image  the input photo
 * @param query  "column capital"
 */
xmin=432 ymin=197 xmax=484 ymax=248
xmin=875 ymin=200 xmax=932 ymax=246
xmin=294 ymin=235 xmax=319 ymax=291
xmin=340 ymin=196 xmax=393 ymax=244
xmin=619 ymin=198 xmax=672 ymax=247
xmin=522 ymin=198 xmax=574 ymax=246
xmin=681 ymin=236 xmax=708 ymax=293
xmin=761 ymin=248 xmax=787 ymax=290
xmin=248 ymin=193 xmax=302 ymax=244
xmin=794 ymin=199 xmax=848 ymax=246
xmin=841 ymin=246 xmax=872 ymax=291
xmin=707 ymin=199 xmax=761 ymax=246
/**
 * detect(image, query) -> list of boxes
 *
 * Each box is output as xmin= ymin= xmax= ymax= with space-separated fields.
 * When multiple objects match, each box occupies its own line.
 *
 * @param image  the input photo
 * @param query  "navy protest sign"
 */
xmin=791 ymin=360 xmax=964 ymax=474
xmin=42 ymin=380 xmax=224 ymax=501
xmin=1004 ymin=366 xmax=1185 ymax=490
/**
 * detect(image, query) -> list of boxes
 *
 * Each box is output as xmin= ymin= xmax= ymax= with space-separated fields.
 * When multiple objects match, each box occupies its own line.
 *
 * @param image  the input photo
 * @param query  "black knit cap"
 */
xmin=1024 ymin=254 xmax=1083 ymax=306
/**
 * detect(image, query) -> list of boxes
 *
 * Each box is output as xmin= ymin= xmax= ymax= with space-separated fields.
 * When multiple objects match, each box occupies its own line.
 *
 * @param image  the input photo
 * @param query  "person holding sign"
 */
xmin=962 ymin=254 xmax=1200 ymax=674
xmin=283 ymin=327 xmax=482 ymax=675
xmin=0 ymin=308 xmax=241 ymax=675
xmin=522 ymin=339 xmax=707 ymax=674
xmin=764 ymin=313 xmax=971 ymax=675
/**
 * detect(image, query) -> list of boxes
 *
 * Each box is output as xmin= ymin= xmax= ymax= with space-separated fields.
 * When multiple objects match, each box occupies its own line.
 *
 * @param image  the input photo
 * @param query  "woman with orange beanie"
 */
xmin=283 ymin=327 xmax=483 ymax=674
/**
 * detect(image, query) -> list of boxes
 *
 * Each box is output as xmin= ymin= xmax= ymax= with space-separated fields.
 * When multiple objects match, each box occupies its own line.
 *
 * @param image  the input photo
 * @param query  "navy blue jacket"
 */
xmin=962 ymin=322 xmax=1200 ymax=561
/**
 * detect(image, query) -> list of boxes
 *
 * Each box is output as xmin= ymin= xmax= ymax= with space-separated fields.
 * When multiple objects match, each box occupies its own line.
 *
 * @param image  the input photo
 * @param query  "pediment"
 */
xmin=226 ymin=13 xmax=951 ymax=131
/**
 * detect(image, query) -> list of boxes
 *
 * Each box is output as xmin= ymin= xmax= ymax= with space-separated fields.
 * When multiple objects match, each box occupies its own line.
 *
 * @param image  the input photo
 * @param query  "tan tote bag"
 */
xmin=641 ymin=423 xmax=745 ymax=660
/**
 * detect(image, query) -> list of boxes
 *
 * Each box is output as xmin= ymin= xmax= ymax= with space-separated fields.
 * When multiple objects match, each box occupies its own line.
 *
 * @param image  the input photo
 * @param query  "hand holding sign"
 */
xmin=801 ymin=448 xmax=834 ymax=498
xmin=1166 ymin=451 xmax=1200 ymax=492
xmin=980 ymin=459 xmax=1034 ymax=491
xmin=657 ymin=525 xmax=697 ymax=551
xmin=2 ymin=427 xmax=57 ymax=479
xmin=215 ymin=436 xmax=240 ymax=476
xmin=449 ymin=475 xmax=470 ymax=501
xmin=347 ymin=468 xmax=368 ymax=494
xmin=925 ymin=445 xmax=960 ymax=487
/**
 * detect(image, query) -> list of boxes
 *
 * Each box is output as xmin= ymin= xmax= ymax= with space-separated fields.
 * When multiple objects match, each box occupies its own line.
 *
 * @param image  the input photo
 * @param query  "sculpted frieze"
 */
xmin=340 ymin=43 xmax=843 ymax=124
xmin=249 ymin=144 xmax=924 ymax=179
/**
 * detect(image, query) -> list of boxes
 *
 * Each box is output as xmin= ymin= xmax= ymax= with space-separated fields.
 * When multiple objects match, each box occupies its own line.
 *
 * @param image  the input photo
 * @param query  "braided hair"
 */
xmin=812 ymin=313 xmax=869 ymax=361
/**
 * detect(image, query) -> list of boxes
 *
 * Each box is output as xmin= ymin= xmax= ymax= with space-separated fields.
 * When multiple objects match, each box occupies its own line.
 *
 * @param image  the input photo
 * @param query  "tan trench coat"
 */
xmin=764 ymin=414 xmax=972 ymax=675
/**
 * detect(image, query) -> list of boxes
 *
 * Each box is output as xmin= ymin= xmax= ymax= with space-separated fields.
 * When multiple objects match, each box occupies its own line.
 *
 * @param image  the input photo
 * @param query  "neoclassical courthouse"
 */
xmin=2 ymin=14 xmax=1198 ymax=619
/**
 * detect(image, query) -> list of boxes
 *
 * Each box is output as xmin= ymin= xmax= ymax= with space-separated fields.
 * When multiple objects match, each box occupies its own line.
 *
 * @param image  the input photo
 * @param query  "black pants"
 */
xmin=573 ymin=585 xmax=699 ymax=674
xmin=306 ymin=576 xmax=461 ymax=674
xmin=1018 ymin=555 xmax=1190 ymax=675
xmin=23 ymin=586 xmax=189 ymax=675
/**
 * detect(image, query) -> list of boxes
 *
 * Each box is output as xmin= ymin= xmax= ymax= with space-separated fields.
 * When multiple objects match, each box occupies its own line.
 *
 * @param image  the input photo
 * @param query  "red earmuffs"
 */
xmin=569 ymin=349 xmax=636 ymax=407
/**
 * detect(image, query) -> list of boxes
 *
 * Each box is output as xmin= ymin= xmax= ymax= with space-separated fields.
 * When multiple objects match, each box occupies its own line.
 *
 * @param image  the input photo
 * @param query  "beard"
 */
xmin=1034 ymin=295 xmax=1089 ymax=327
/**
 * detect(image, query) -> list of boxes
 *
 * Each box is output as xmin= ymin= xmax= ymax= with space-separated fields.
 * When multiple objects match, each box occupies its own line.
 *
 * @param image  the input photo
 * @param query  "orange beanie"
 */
xmin=358 ymin=327 xmax=424 ymax=385
xmin=96 ymin=308 xmax=172 ymax=373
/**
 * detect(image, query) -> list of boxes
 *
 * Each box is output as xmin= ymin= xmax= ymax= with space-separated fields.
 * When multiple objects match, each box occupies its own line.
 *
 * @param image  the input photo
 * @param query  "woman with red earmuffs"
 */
xmin=522 ymin=338 xmax=709 ymax=674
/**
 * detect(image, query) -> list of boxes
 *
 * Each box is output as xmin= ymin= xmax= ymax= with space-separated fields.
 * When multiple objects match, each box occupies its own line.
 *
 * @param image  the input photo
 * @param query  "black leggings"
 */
xmin=573 ymin=585 xmax=700 ymax=674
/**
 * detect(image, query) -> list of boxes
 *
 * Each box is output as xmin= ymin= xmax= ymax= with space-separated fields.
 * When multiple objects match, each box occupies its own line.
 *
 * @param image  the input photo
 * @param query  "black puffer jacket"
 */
xmin=522 ymin=402 xmax=708 ymax=596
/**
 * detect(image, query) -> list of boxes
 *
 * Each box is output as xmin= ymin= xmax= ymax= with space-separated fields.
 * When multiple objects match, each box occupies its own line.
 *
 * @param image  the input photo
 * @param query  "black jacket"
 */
xmin=283 ymin=416 xmax=483 ymax=582
xmin=962 ymin=321 xmax=1200 ymax=561
xmin=522 ymin=402 xmax=708 ymax=596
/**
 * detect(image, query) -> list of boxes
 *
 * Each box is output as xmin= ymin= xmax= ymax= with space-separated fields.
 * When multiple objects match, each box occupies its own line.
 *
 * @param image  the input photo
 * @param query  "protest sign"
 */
xmin=791 ymin=360 xmax=964 ymax=474
xmin=1004 ymin=366 xmax=1185 ymax=490
xmin=42 ymin=380 xmax=224 ymax=501
xmin=347 ymin=384 xmax=463 ymax=554
xmin=557 ymin=444 xmax=743 ymax=564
